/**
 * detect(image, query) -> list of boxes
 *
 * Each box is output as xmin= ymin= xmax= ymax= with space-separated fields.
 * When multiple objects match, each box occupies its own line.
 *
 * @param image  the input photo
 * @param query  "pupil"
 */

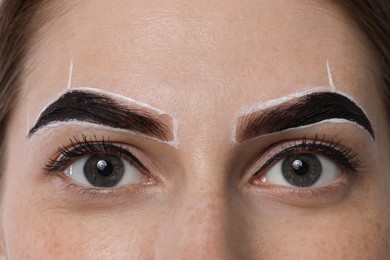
xmin=96 ymin=160 xmax=113 ymax=176
xmin=292 ymin=159 xmax=309 ymax=176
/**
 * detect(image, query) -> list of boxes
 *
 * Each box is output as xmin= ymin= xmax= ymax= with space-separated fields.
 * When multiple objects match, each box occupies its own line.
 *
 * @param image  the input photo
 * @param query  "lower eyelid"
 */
xmin=250 ymin=175 xmax=352 ymax=207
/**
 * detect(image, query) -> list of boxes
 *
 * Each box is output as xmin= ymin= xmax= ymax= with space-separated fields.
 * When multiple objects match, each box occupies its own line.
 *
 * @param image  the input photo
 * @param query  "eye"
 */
xmin=64 ymin=153 xmax=144 ymax=188
xmin=263 ymin=153 xmax=342 ymax=187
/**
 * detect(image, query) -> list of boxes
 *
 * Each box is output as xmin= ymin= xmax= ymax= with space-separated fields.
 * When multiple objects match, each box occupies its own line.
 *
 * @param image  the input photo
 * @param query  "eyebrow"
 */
xmin=236 ymin=92 xmax=374 ymax=142
xmin=28 ymin=90 xmax=173 ymax=141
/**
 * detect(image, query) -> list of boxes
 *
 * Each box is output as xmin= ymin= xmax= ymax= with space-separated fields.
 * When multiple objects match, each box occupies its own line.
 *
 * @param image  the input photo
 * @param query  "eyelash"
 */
xmin=44 ymin=135 xmax=149 ymax=174
xmin=45 ymin=134 xmax=363 ymax=198
xmin=254 ymin=135 xmax=363 ymax=177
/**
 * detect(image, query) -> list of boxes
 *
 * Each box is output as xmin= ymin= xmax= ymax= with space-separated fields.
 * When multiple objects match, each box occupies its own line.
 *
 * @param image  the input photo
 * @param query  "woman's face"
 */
xmin=2 ymin=0 xmax=390 ymax=258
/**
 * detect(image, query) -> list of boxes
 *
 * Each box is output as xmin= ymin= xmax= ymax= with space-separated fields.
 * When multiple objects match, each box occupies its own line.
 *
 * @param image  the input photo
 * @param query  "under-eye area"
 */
xmin=249 ymin=135 xmax=364 ymax=202
xmin=44 ymin=135 xmax=156 ymax=196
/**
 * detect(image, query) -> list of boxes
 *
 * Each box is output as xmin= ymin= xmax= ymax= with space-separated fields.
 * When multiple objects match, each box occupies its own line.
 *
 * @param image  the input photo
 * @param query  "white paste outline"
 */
xmin=30 ymin=61 xmax=180 ymax=147
xmin=231 ymin=61 xmax=373 ymax=144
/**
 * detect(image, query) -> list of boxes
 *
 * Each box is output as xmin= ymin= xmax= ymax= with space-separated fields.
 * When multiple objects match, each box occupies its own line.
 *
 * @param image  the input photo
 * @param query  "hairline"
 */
xmin=0 ymin=0 xmax=72 ymax=179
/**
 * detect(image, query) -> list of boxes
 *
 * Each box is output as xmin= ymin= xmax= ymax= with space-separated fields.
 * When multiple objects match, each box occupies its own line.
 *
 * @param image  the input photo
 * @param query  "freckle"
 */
xmin=362 ymin=236 xmax=370 ymax=251
xmin=376 ymin=221 xmax=381 ymax=230
xmin=200 ymin=191 xmax=225 ymax=200
xmin=206 ymin=202 xmax=217 ymax=211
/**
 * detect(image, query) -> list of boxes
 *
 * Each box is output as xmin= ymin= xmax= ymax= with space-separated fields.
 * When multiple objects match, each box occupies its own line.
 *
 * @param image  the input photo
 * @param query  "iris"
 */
xmin=282 ymin=154 xmax=322 ymax=187
xmin=84 ymin=154 xmax=125 ymax=187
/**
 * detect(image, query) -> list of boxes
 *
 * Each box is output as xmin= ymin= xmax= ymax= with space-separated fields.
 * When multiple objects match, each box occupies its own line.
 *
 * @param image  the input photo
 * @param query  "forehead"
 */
xmin=24 ymin=0 xmax=378 ymax=127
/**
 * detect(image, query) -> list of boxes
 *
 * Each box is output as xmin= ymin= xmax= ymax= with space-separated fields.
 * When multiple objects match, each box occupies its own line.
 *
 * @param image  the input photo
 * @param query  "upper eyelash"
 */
xmin=46 ymin=134 xmax=362 ymax=182
xmin=45 ymin=135 xmax=149 ymax=174
xmin=254 ymin=135 xmax=363 ymax=176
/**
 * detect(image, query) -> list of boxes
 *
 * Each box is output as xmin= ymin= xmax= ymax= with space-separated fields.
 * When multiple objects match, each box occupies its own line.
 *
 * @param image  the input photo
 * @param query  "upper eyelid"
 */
xmin=253 ymin=138 xmax=362 ymax=177
xmin=45 ymin=139 xmax=149 ymax=174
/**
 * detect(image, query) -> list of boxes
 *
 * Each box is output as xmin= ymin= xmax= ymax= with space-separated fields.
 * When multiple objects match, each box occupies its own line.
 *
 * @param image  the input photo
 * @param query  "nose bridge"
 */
xmin=153 ymin=125 xmax=247 ymax=258
xmin=154 ymin=146 xmax=241 ymax=259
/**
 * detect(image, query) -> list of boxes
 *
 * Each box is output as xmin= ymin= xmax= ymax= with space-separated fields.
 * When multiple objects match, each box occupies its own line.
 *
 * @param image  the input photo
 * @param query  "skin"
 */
xmin=2 ymin=0 xmax=390 ymax=258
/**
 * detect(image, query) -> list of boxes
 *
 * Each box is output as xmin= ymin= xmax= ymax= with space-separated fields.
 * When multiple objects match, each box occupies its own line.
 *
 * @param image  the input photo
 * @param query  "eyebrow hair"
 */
xmin=28 ymin=90 xmax=172 ymax=141
xmin=237 ymin=92 xmax=374 ymax=142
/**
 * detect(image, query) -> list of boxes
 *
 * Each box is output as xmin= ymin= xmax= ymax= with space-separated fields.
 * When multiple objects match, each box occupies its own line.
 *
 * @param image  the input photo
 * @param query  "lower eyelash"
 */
xmin=66 ymin=183 xmax=131 ymax=199
xmin=44 ymin=135 xmax=148 ymax=173
xmin=262 ymin=181 xmax=350 ymax=200
xmin=254 ymin=135 xmax=363 ymax=176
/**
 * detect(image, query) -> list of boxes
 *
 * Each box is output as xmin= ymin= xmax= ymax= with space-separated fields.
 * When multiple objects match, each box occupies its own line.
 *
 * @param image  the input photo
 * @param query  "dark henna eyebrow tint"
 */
xmin=29 ymin=90 xmax=173 ymax=141
xmin=237 ymin=92 xmax=374 ymax=142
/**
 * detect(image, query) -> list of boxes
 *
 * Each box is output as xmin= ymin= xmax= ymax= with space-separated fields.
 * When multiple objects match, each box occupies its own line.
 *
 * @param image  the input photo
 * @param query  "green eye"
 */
xmin=281 ymin=154 xmax=322 ymax=187
xmin=264 ymin=153 xmax=341 ymax=188
xmin=64 ymin=153 xmax=144 ymax=188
